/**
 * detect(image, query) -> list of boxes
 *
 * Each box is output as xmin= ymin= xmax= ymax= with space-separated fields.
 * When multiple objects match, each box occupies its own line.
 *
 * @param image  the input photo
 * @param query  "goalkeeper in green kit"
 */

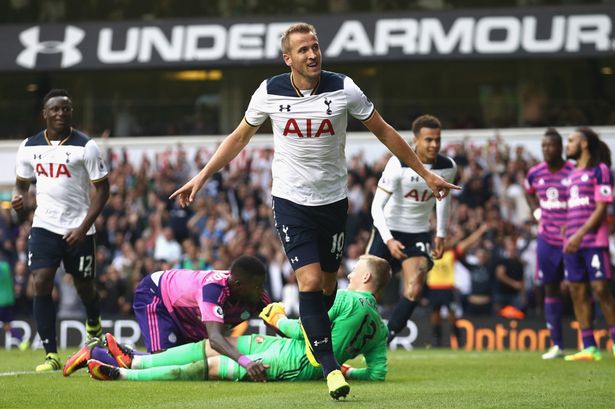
xmin=87 ymin=255 xmax=390 ymax=383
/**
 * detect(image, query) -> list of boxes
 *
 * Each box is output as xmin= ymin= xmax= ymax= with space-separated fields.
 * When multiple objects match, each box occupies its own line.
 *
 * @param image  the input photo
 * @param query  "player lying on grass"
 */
xmin=64 ymin=256 xmax=270 ymax=381
xmin=87 ymin=255 xmax=391 ymax=387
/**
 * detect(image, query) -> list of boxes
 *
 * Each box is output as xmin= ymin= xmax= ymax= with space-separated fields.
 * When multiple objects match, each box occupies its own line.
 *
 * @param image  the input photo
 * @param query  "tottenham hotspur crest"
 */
xmin=324 ymin=98 xmax=332 ymax=115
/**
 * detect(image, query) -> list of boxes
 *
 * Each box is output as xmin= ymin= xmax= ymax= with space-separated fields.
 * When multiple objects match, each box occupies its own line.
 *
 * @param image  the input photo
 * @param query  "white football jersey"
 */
xmin=377 ymin=154 xmax=457 ymax=234
xmin=15 ymin=129 xmax=108 ymax=235
xmin=245 ymin=71 xmax=374 ymax=206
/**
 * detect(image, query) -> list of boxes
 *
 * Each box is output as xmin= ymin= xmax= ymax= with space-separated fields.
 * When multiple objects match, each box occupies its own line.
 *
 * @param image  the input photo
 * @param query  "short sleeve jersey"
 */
xmin=524 ymin=161 xmax=575 ymax=246
xmin=14 ymin=129 xmax=108 ymax=235
xmin=565 ymin=163 xmax=613 ymax=248
xmin=244 ymin=71 xmax=374 ymax=206
xmin=159 ymin=269 xmax=270 ymax=341
xmin=377 ymin=154 xmax=456 ymax=234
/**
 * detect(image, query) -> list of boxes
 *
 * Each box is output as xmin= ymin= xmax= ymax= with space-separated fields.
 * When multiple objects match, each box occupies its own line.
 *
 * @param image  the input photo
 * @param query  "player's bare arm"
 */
xmin=204 ymin=320 xmax=268 ymax=382
xmin=432 ymin=237 xmax=445 ymax=260
xmin=64 ymin=178 xmax=109 ymax=246
xmin=564 ymin=201 xmax=608 ymax=254
xmin=170 ymin=120 xmax=259 ymax=207
xmin=362 ymin=111 xmax=460 ymax=199
xmin=11 ymin=178 xmax=32 ymax=222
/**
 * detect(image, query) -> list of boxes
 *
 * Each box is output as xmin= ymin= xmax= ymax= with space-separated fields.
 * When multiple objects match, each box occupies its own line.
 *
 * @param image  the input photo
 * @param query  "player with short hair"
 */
xmin=562 ymin=127 xmax=615 ymax=361
xmin=524 ymin=128 xmax=575 ymax=359
xmin=64 ymin=255 xmax=271 ymax=381
xmin=170 ymin=23 xmax=459 ymax=399
xmin=11 ymin=89 xmax=110 ymax=371
xmin=367 ymin=114 xmax=457 ymax=343
xmin=87 ymin=255 xmax=391 ymax=384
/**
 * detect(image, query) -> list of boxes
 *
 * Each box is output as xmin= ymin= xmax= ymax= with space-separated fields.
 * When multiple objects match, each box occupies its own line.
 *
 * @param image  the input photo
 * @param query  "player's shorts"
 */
xmin=27 ymin=227 xmax=96 ymax=279
xmin=0 ymin=305 xmax=15 ymax=323
xmin=366 ymin=228 xmax=434 ymax=272
xmin=272 ymin=196 xmax=347 ymax=273
xmin=535 ymin=236 xmax=565 ymax=285
xmin=217 ymin=334 xmax=318 ymax=381
xmin=133 ymin=272 xmax=187 ymax=353
xmin=428 ymin=288 xmax=456 ymax=310
xmin=564 ymin=248 xmax=612 ymax=282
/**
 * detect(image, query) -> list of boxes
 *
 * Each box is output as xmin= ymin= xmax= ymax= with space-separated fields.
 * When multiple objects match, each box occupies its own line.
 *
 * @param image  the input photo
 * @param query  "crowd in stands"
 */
xmin=2 ymin=136 xmax=613 ymax=323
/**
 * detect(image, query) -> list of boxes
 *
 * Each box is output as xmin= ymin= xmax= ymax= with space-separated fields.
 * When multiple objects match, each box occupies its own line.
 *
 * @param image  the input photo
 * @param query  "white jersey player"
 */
xmin=170 ymin=23 xmax=460 ymax=400
xmin=367 ymin=115 xmax=457 ymax=343
xmin=11 ymin=89 xmax=109 ymax=372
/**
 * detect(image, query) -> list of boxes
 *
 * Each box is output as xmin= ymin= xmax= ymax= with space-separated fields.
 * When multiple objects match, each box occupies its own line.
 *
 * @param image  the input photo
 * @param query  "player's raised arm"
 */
xmin=362 ymin=111 xmax=461 ymax=200
xmin=170 ymin=119 xmax=260 ymax=207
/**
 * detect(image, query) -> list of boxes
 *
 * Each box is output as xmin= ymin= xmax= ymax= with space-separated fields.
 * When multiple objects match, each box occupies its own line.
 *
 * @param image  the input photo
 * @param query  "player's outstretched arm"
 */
xmin=363 ymin=111 xmax=461 ymax=200
xmin=170 ymin=120 xmax=259 ymax=207
xmin=204 ymin=321 xmax=268 ymax=382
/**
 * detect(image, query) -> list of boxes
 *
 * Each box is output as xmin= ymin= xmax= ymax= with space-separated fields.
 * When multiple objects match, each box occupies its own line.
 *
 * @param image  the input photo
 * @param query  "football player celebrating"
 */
xmin=367 ymin=114 xmax=457 ymax=343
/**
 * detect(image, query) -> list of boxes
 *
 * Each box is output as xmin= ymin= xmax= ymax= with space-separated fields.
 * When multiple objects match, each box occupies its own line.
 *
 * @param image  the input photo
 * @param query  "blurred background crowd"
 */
xmin=4 ymin=135 xmax=612 ymax=325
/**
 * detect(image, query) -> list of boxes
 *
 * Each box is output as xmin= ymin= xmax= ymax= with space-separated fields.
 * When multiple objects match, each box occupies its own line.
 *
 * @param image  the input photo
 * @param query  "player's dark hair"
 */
xmin=576 ymin=127 xmax=611 ymax=168
xmin=281 ymin=23 xmax=317 ymax=53
xmin=43 ymin=89 xmax=71 ymax=106
xmin=230 ymin=255 xmax=267 ymax=281
xmin=412 ymin=114 xmax=441 ymax=136
xmin=543 ymin=127 xmax=562 ymax=147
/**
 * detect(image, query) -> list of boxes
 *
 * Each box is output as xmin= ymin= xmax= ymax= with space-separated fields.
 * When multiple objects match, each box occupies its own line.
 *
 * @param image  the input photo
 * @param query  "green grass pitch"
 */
xmin=1 ymin=348 xmax=614 ymax=408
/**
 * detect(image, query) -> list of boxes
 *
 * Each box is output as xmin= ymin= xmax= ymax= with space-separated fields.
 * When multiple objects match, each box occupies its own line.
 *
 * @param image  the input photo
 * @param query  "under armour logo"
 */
xmin=290 ymin=256 xmax=299 ymax=263
xmin=33 ymin=154 xmax=42 ymax=160
xmin=282 ymin=225 xmax=290 ymax=242
xmin=313 ymin=337 xmax=329 ymax=347
xmin=279 ymin=104 xmax=291 ymax=112
xmin=324 ymin=98 xmax=332 ymax=115
xmin=410 ymin=176 xmax=420 ymax=182
xmin=17 ymin=25 xmax=85 ymax=69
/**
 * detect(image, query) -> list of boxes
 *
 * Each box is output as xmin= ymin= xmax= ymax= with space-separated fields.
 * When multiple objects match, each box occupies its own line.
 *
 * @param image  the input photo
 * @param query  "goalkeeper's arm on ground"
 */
xmin=345 ymin=342 xmax=388 ymax=381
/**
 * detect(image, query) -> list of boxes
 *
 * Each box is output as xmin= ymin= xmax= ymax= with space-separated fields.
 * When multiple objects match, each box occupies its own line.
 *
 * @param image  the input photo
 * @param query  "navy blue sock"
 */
xmin=33 ymin=295 xmax=57 ymax=354
xmin=323 ymin=282 xmax=338 ymax=311
xmin=387 ymin=298 xmax=417 ymax=342
xmin=82 ymin=291 xmax=101 ymax=326
xmin=299 ymin=291 xmax=339 ymax=376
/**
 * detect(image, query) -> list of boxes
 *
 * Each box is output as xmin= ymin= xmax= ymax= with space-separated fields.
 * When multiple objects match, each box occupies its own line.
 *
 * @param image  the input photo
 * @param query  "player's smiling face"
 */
xmin=414 ymin=127 xmax=441 ymax=164
xmin=283 ymin=31 xmax=321 ymax=88
xmin=43 ymin=97 xmax=73 ymax=134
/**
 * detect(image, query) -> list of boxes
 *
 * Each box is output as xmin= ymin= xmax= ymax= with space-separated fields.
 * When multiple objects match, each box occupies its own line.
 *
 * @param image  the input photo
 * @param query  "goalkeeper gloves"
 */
xmin=259 ymin=302 xmax=287 ymax=331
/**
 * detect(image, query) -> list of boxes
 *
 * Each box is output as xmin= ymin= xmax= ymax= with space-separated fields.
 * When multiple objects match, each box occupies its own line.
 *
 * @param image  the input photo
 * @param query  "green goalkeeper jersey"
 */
xmin=277 ymin=289 xmax=388 ymax=381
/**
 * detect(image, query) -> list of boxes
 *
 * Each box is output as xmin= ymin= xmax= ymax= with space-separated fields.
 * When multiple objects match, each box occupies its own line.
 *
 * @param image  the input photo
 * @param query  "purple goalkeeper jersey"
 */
xmin=159 ymin=269 xmax=270 ymax=341
xmin=565 ymin=163 xmax=613 ymax=249
xmin=525 ymin=161 xmax=575 ymax=246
